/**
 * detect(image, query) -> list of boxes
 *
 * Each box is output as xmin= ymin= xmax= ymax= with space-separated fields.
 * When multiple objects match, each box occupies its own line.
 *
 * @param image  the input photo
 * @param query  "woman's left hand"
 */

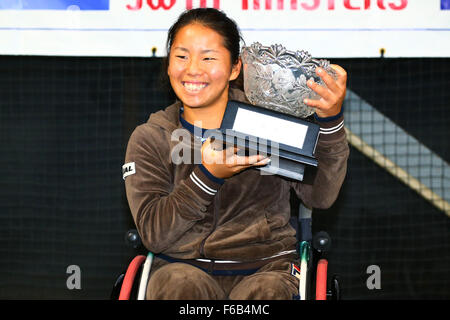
xmin=304 ymin=64 xmax=347 ymax=118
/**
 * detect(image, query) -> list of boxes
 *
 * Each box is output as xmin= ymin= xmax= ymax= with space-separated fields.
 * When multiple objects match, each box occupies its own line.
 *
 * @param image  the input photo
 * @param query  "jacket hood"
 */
xmin=147 ymin=100 xmax=182 ymax=133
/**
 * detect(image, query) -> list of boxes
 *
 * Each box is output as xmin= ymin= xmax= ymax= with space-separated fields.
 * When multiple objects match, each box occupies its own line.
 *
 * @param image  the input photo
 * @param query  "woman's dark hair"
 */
xmin=166 ymin=8 xmax=242 ymax=65
xmin=160 ymin=8 xmax=244 ymax=97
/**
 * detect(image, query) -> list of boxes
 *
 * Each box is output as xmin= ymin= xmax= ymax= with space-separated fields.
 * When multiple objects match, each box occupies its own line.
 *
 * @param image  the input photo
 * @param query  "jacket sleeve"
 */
xmin=291 ymin=112 xmax=349 ymax=209
xmin=124 ymin=125 xmax=223 ymax=253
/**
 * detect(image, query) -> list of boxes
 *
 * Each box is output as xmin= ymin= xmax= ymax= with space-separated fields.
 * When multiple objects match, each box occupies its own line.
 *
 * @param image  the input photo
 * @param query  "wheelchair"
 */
xmin=111 ymin=203 xmax=340 ymax=300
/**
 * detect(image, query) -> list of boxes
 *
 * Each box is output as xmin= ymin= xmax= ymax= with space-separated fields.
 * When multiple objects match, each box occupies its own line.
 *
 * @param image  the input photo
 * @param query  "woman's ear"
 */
xmin=229 ymin=58 xmax=242 ymax=82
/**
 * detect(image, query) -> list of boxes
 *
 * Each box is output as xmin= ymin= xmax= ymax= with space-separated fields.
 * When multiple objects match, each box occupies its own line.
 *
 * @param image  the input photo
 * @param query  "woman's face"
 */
xmin=167 ymin=23 xmax=241 ymax=112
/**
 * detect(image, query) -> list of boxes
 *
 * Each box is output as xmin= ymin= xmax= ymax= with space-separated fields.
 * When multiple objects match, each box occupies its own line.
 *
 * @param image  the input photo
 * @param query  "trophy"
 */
xmin=214 ymin=42 xmax=336 ymax=181
xmin=242 ymin=42 xmax=336 ymax=118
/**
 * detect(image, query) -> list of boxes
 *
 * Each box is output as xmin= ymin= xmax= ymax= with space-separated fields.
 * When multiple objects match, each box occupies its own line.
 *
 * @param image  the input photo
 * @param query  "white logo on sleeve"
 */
xmin=122 ymin=162 xmax=136 ymax=180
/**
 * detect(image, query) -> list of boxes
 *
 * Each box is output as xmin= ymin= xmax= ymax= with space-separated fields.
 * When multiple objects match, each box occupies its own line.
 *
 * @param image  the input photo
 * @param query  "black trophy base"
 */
xmin=256 ymin=157 xmax=305 ymax=181
xmin=214 ymin=100 xmax=320 ymax=182
xmin=211 ymin=134 xmax=313 ymax=182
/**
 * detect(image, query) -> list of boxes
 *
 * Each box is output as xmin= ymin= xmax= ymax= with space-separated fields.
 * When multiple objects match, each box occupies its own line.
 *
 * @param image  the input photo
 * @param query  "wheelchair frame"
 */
xmin=111 ymin=204 xmax=340 ymax=300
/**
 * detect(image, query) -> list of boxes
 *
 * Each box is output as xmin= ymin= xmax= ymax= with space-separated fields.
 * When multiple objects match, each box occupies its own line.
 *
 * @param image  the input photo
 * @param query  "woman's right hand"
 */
xmin=201 ymin=138 xmax=271 ymax=179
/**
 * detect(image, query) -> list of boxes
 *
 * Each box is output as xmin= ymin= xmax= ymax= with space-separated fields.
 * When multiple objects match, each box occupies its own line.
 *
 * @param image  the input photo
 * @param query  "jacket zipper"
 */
xmin=199 ymin=190 xmax=220 ymax=258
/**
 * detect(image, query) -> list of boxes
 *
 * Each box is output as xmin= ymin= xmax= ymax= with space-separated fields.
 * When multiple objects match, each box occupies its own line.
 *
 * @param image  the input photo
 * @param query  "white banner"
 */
xmin=0 ymin=0 xmax=449 ymax=57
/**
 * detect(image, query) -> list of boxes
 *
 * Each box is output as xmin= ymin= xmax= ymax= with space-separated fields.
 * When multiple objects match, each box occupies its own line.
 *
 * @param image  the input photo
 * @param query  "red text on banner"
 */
xmin=241 ymin=0 xmax=408 ymax=10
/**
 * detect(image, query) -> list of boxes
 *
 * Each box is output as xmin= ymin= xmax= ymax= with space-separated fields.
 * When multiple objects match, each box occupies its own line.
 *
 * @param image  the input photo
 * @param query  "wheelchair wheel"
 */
xmin=110 ymin=273 xmax=125 ymax=300
xmin=118 ymin=255 xmax=146 ymax=300
xmin=315 ymin=259 xmax=328 ymax=300
xmin=137 ymin=252 xmax=154 ymax=300
xmin=329 ymin=275 xmax=341 ymax=300
xmin=299 ymin=241 xmax=311 ymax=300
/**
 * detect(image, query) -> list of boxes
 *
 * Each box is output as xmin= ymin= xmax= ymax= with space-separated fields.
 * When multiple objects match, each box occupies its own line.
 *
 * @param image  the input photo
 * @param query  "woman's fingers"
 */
xmin=330 ymin=64 xmax=348 ymax=88
xmin=202 ymin=137 xmax=271 ymax=178
xmin=228 ymin=153 xmax=268 ymax=166
xmin=316 ymin=67 xmax=339 ymax=93
xmin=304 ymin=64 xmax=347 ymax=118
xmin=253 ymin=157 xmax=271 ymax=166
xmin=303 ymin=96 xmax=325 ymax=110
xmin=228 ymin=154 xmax=270 ymax=174
xmin=307 ymin=78 xmax=333 ymax=101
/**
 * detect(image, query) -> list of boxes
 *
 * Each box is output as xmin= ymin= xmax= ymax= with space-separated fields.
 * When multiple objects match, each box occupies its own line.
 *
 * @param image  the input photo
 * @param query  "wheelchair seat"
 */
xmin=111 ymin=204 xmax=340 ymax=300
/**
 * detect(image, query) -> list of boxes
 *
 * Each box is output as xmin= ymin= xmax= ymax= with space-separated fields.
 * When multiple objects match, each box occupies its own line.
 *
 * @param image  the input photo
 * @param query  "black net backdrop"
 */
xmin=311 ymin=58 xmax=450 ymax=299
xmin=0 ymin=56 xmax=449 ymax=299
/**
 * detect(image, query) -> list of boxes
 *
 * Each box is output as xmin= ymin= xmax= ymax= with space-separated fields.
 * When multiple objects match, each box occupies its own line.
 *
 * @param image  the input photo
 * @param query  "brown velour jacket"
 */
xmin=124 ymin=88 xmax=349 ymax=262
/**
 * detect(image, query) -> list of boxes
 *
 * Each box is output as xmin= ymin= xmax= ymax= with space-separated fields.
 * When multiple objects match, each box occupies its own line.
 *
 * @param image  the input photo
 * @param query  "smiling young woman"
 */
xmin=167 ymin=23 xmax=241 ymax=129
xmin=124 ymin=7 xmax=349 ymax=301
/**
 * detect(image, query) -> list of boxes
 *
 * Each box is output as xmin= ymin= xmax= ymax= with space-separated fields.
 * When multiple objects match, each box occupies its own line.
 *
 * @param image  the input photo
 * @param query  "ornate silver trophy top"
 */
xmin=241 ymin=42 xmax=336 ymax=118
